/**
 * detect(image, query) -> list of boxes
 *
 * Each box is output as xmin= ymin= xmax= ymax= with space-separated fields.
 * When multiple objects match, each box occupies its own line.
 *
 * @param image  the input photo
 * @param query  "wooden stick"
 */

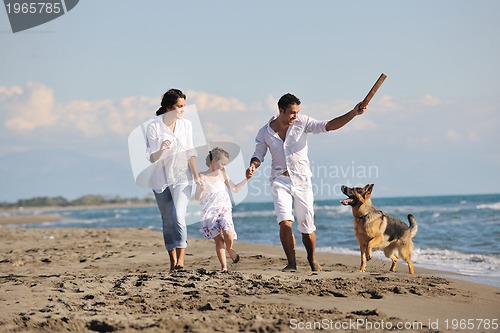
xmin=361 ymin=73 xmax=387 ymax=108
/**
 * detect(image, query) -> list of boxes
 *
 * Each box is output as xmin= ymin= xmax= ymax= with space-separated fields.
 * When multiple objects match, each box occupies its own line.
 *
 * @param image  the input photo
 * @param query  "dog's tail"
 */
xmin=408 ymin=214 xmax=418 ymax=238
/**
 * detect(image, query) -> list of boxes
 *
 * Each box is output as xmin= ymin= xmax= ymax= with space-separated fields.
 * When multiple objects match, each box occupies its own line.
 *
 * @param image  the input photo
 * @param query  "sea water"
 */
xmin=7 ymin=193 xmax=500 ymax=287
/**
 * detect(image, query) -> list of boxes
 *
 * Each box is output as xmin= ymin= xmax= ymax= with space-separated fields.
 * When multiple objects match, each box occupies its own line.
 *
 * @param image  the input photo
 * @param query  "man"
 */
xmin=246 ymin=93 xmax=366 ymax=271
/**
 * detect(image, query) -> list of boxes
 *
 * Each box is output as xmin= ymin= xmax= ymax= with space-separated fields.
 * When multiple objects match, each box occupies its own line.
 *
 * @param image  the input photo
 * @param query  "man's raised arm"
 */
xmin=325 ymin=102 xmax=366 ymax=132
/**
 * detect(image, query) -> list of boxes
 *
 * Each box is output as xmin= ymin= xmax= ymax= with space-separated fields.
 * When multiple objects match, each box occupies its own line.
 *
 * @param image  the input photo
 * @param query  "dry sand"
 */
xmin=0 ymin=224 xmax=499 ymax=332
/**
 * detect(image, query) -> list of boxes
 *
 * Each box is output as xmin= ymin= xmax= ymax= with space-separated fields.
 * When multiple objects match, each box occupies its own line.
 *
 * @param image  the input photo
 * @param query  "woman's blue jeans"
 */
xmin=153 ymin=184 xmax=192 ymax=251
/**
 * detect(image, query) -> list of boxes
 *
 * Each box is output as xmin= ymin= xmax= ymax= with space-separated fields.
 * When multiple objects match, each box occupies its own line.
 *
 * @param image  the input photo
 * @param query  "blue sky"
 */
xmin=0 ymin=1 xmax=499 ymax=202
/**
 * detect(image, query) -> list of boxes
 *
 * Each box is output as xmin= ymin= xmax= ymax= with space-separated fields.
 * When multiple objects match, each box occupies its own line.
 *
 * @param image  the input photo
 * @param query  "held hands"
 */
xmin=246 ymin=164 xmax=256 ymax=180
xmin=194 ymin=174 xmax=205 ymax=200
xmin=196 ymin=174 xmax=205 ymax=191
xmin=245 ymin=169 xmax=253 ymax=180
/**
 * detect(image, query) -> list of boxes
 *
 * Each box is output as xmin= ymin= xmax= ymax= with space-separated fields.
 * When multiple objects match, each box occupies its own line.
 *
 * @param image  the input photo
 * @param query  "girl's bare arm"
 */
xmin=222 ymin=169 xmax=249 ymax=193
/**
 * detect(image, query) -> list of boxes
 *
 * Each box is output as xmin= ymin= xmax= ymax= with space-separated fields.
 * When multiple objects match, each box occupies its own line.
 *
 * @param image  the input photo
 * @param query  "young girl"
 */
xmin=195 ymin=147 xmax=251 ymax=272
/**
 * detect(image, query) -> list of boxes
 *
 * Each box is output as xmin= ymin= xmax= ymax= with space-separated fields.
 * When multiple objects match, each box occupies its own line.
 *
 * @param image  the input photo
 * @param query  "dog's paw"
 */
xmin=358 ymin=268 xmax=366 ymax=273
xmin=366 ymin=252 xmax=372 ymax=261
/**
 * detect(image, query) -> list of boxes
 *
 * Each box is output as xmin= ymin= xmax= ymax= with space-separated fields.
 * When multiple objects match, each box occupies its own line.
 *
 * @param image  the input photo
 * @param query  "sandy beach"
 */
xmin=1 ymin=220 xmax=499 ymax=332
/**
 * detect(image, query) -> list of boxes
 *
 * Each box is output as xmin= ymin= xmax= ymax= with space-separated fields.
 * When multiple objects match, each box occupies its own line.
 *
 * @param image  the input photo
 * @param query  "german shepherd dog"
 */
xmin=341 ymin=184 xmax=418 ymax=274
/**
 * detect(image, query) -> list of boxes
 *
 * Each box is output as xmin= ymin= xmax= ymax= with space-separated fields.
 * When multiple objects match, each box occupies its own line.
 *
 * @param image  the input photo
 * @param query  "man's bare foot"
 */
xmin=309 ymin=259 xmax=322 ymax=272
xmin=282 ymin=264 xmax=297 ymax=272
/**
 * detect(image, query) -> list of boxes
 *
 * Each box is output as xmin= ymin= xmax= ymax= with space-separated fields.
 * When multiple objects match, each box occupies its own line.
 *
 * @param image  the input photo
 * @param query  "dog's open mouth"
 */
xmin=340 ymin=185 xmax=357 ymax=206
xmin=340 ymin=198 xmax=354 ymax=206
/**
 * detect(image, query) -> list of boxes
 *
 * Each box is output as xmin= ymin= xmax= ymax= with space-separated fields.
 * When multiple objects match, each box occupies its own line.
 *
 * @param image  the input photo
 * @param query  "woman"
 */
xmin=146 ymin=88 xmax=200 ymax=271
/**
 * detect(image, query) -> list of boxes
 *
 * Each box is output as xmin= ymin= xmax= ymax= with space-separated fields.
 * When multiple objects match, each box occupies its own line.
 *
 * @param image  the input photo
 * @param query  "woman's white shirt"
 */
xmin=146 ymin=116 xmax=197 ymax=193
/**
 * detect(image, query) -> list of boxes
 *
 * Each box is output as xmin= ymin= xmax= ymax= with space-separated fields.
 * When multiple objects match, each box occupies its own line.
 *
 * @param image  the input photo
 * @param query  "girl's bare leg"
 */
xmin=223 ymin=230 xmax=239 ymax=263
xmin=214 ymin=234 xmax=227 ymax=271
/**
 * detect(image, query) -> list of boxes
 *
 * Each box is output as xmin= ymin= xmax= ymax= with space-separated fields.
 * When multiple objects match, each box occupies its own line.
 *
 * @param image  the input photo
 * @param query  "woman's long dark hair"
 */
xmin=156 ymin=89 xmax=186 ymax=116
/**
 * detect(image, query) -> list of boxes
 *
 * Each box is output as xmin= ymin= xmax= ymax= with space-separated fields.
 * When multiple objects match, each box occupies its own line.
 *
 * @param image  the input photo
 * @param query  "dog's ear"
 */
xmin=361 ymin=184 xmax=374 ymax=200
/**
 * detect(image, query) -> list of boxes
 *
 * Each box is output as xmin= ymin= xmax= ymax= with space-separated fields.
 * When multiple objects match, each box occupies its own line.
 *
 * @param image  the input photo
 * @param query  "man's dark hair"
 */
xmin=156 ymin=89 xmax=186 ymax=116
xmin=277 ymin=93 xmax=301 ymax=111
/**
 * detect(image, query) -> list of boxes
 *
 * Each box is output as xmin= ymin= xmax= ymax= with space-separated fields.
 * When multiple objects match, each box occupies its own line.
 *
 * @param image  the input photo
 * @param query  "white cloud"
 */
xmin=0 ymin=85 xmax=23 ymax=99
xmin=3 ymin=82 xmax=56 ymax=131
xmin=301 ymin=99 xmax=379 ymax=132
xmin=266 ymin=94 xmax=278 ymax=113
xmin=419 ymin=94 xmax=449 ymax=106
xmin=0 ymin=83 xmax=157 ymax=137
xmin=64 ymin=99 xmax=115 ymax=137
xmin=0 ymin=84 xmax=266 ymax=158
xmin=0 ymin=84 xmax=390 ymax=144
xmin=446 ymin=129 xmax=461 ymax=142
xmin=468 ymin=131 xmax=479 ymax=141
xmin=1 ymin=83 xmax=498 ymax=164
xmin=179 ymin=90 xmax=274 ymax=144
xmin=377 ymin=95 xmax=398 ymax=111
xmin=186 ymin=90 xmax=246 ymax=112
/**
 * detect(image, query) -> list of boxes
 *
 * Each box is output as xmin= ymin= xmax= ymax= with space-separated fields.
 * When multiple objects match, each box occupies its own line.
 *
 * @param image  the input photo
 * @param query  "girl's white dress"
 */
xmin=199 ymin=174 xmax=237 ymax=240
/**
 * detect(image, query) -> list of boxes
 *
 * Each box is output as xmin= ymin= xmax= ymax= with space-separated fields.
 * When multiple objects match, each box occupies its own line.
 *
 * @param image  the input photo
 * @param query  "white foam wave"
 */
xmin=232 ymin=210 xmax=276 ymax=218
xmin=318 ymin=203 xmax=471 ymax=218
xmin=59 ymin=218 xmax=104 ymax=225
xmin=316 ymin=246 xmax=500 ymax=282
xmin=476 ymin=202 xmax=500 ymax=210
xmin=378 ymin=205 xmax=463 ymax=215
xmin=314 ymin=205 xmax=352 ymax=216
xmin=316 ymin=246 xmax=359 ymax=257
xmin=183 ymin=209 xmax=277 ymax=226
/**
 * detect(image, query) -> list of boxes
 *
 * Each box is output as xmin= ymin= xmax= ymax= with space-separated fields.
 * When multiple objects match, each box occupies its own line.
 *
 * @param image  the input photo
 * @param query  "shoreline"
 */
xmin=1 ymin=227 xmax=498 ymax=332
xmin=0 ymin=203 xmax=156 ymax=225
xmin=0 ymin=214 xmax=63 ymax=225
xmin=0 ymin=202 xmax=156 ymax=214
xmin=1 ymin=213 xmax=498 ymax=289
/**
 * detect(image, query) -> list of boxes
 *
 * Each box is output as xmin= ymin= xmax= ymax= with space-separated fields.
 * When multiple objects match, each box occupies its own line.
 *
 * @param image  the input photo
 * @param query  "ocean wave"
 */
xmin=412 ymin=248 xmax=500 ymax=280
xmin=316 ymin=246 xmax=358 ymax=256
xmin=232 ymin=210 xmax=276 ymax=218
xmin=476 ymin=202 xmax=500 ymax=210
xmin=316 ymin=246 xmax=500 ymax=281
xmin=314 ymin=203 xmax=465 ymax=216
xmin=314 ymin=205 xmax=352 ymax=216
xmin=377 ymin=205 xmax=466 ymax=215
